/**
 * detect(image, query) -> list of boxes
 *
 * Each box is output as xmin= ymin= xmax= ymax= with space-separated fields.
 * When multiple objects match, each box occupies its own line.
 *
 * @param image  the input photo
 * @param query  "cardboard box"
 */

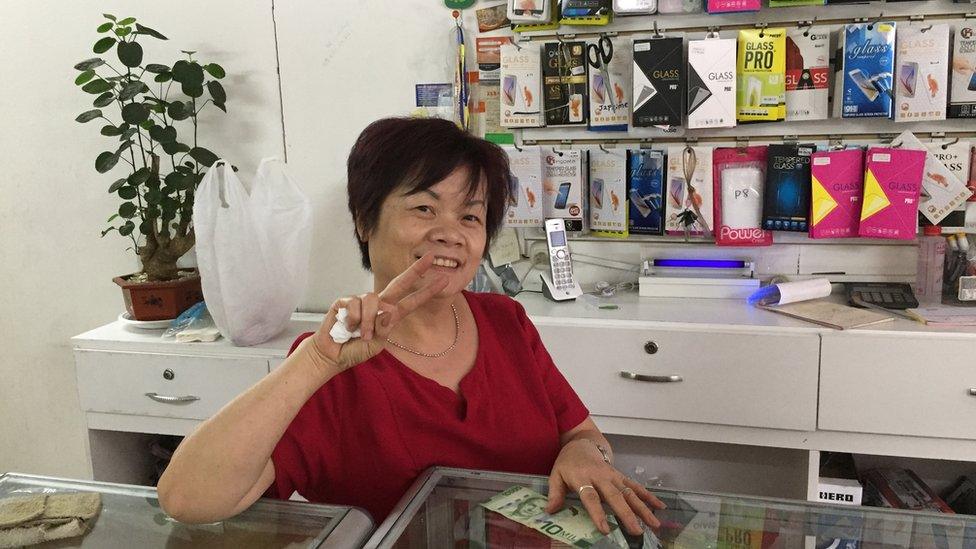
xmin=785 ymin=26 xmax=830 ymax=121
xmin=763 ymin=144 xmax=813 ymax=232
xmin=949 ymin=22 xmax=976 ymax=118
xmin=542 ymin=41 xmax=588 ymax=127
xmin=841 ymin=22 xmax=896 ymax=119
xmin=858 ymin=148 xmax=926 ymax=240
xmin=503 ymin=145 xmax=545 ymax=228
xmin=542 ymin=148 xmax=587 ymax=232
xmin=633 ymin=37 xmax=685 ymax=128
xmin=687 ymin=37 xmax=737 ymax=129
xmin=627 ymin=149 xmax=665 ymax=234
xmin=736 ymin=28 xmax=787 ymax=122
xmin=665 ymin=145 xmax=714 ymax=235
xmin=588 ymin=148 xmax=628 ymax=235
xmin=809 ymin=148 xmax=864 ymax=239
xmin=894 ymin=23 xmax=950 ymax=122
xmin=588 ymin=36 xmax=632 ymax=131
xmin=500 ymin=41 xmax=544 ymax=128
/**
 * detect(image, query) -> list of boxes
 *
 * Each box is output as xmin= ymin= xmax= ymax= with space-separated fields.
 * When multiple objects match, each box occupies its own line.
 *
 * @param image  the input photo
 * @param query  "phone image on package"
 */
xmin=554 ymin=182 xmax=572 ymax=209
xmin=969 ymin=71 xmax=976 ymax=92
xmin=898 ymin=62 xmax=917 ymax=97
xmin=592 ymin=74 xmax=606 ymax=104
xmin=508 ymin=175 xmax=520 ymax=207
xmin=591 ymin=178 xmax=604 ymax=209
xmin=569 ymin=93 xmax=584 ymax=122
xmin=511 ymin=0 xmax=544 ymax=15
xmin=849 ymin=69 xmax=880 ymax=101
xmin=721 ymin=167 xmax=764 ymax=229
xmin=629 ymin=188 xmax=652 ymax=217
xmin=502 ymin=75 xmax=517 ymax=106
xmin=746 ymin=77 xmax=762 ymax=106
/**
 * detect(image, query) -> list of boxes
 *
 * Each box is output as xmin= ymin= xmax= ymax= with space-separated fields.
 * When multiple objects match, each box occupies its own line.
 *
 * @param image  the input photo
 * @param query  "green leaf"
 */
xmin=206 ymin=81 xmax=226 ymax=105
xmin=203 ymin=63 xmax=226 ymax=79
xmin=103 ymin=13 xmax=117 ymax=21
xmin=107 ymin=213 xmax=121 ymax=223
xmin=171 ymin=60 xmax=204 ymax=86
xmin=149 ymin=125 xmax=177 ymax=143
xmin=213 ymin=101 xmax=227 ymax=113
xmin=74 ymin=58 xmax=105 ymax=71
xmin=107 ymin=180 xmax=126 ymax=194
xmin=100 ymin=226 xmax=119 ymax=238
xmin=161 ymin=140 xmax=190 ymax=155
xmin=134 ymin=23 xmax=167 ymax=40
xmin=118 ymin=186 xmax=138 ymax=200
xmin=119 ymin=126 xmax=138 ymax=141
xmin=119 ymin=221 xmax=135 ymax=236
xmin=100 ymin=124 xmax=122 ymax=136
xmin=129 ymin=168 xmax=151 ymax=185
xmin=145 ymin=188 xmax=162 ymax=205
xmin=93 ymin=36 xmax=116 ymax=54
xmin=181 ymin=83 xmax=203 ymax=98
xmin=96 ymin=151 xmax=119 ymax=173
xmin=93 ymin=92 xmax=115 ymax=107
xmin=153 ymin=72 xmax=172 ymax=83
xmin=165 ymin=171 xmax=189 ymax=189
xmin=97 ymin=22 xmax=113 ymax=33
xmin=117 ymin=81 xmax=145 ymax=101
xmin=76 ymin=109 xmax=102 ymax=123
xmin=114 ymin=27 xmax=132 ymax=38
xmin=82 ymin=79 xmax=112 ymax=94
xmin=121 ymin=102 xmax=149 ymax=124
xmin=117 ymin=41 xmax=143 ymax=68
xmin=148 ymin=102 xmax=166 ymax=113
xmin=145 ymin=63 xmax=169 ymax=74
xmin=117 ymin=17 xmax=136 ymax=25
xmin=189 ymin=147 xmax=219 ymax=167
xmin=167 ymin=101 xmax=190 ymax=121
xmin=74 ymin=70 xmax=95 ymax=85
xmin=116 ymin=140 xmax=133 ymax=154
xmin=119 ymin=202 xmax=137 ymax=219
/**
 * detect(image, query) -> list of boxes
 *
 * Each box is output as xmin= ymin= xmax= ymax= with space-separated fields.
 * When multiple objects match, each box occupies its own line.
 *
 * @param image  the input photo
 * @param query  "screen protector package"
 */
xmin=588 ymin=36 xmax=632 ymax=131
xmin=665 ymin=145 xmax=714 ymax=236
xmin=892 ymin=130 xmax=973 ymax=225
xmin=736 ymin=28 xmax=786 ymax=122
xmin=687 ymin=37 xmax=737 ymax=129
xmin=633 ymin=37 xmax=685 ymax=129
xmin=841 ymin=22 xmax=896 ymax=119
xmin=809 ymin=148 xmax=865 ymax=239
xmin=859 ymin=147 xmax=926 ymax=240
xmin=543 ymin=41 xmax=589 ymax=127
xmin=502 ymin=145 xmax=545 ymax=228
xmin=949 ymin=22 xmax=976 ymax=118
xmin=712 ymin=146 xmax=773 ymax=246
xmin=589 ymin=148 xmax=628 ymax=237
xmin=895 ymin=23 xmax=950 ymax=122
xmin=627 ymin=149 xmax=665 ymax=235
xmin=763 ymin=144 xmax=813 ymax=232
xmin=925 ymin=139 xmax=973 ymax=230
xmin=500 ymin=41 xmax=544 ymax=128
xmin=785 ymin=26 xmax=830 ymax=121
xmin=543 ymin=148 xmax=587 ymax=232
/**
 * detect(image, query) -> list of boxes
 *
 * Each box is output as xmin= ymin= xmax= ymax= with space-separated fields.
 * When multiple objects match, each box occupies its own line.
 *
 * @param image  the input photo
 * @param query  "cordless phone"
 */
xmin=540 ymin=218 xmax=583 ymax=301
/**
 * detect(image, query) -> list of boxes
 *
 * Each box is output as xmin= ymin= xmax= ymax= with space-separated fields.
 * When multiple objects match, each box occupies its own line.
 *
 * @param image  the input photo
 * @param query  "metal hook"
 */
xmin=942 ymin=137 xmax=960 ymax=149
xmin=652 ymin=20 xmax=662 ymax=38
xmin=514 ymin=141 xmax=523 ymax=152
xmin=509 ymin=35 xmax=522 ymax=51
xmin=797 ymin=18 xmax=815 ymax=36
xmin=706 ymin=26 xmax=720 ymax=38
xmin=552 ymin=147 xmax=564 ymax=157
xmin=920 ymin=24 xmax=933 ymax=33
xmin=599 ymin=143 xmax=610 ymax=153
xmin=867 ymin=13 xmax=884 ymax=31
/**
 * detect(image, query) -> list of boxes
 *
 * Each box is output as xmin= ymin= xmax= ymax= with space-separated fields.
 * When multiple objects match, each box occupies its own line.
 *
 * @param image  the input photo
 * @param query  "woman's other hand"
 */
xmin=306 ymin=253 xmax=448 ymax=374
xmin=546 ymin=439 xmax=665 ymax=537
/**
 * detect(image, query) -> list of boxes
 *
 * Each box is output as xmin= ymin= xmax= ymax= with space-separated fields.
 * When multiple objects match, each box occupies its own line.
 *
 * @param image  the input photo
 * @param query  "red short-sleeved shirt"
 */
xmin=264 ymin=291 xmax=589 ymax=521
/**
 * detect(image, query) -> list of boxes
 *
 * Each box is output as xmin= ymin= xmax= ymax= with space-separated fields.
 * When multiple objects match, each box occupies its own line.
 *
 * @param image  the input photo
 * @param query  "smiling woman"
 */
xmin=157 ymin=117 xmax=665 ymax=536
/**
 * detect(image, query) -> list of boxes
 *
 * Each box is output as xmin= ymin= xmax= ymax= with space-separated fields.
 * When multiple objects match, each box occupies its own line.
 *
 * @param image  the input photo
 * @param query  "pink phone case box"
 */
xmin=858 ymin=147 xmax=926 ymax=240
xmin=809 ymin=148 xmax=864 ymax=239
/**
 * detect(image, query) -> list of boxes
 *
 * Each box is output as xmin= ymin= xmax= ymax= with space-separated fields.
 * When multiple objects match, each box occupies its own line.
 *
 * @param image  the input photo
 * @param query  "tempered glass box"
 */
xmin=366 ymin=467 xmax=976 ymax=548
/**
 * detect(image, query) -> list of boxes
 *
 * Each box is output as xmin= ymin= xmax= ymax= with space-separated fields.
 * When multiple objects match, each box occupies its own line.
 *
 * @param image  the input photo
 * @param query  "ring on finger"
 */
xmin=577 ymin=485 xmax=596 ymax=496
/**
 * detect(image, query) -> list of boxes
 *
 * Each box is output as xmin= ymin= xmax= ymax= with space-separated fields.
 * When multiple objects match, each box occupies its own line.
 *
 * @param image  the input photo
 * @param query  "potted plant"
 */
xmin=74 ymin=14 xmax=229 ymax=321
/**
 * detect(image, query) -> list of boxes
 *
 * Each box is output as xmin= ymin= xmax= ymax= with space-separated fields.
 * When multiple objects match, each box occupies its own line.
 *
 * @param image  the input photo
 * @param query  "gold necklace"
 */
xmin=386 ymin=304 xmax=460 ymax=358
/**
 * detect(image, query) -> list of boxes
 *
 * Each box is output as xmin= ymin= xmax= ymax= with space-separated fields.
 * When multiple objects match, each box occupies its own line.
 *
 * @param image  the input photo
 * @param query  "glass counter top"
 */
xmin=0 ymin=472 xmax=373 ymax=548
xmin=366 ymin=467 xmax=976 ymax=548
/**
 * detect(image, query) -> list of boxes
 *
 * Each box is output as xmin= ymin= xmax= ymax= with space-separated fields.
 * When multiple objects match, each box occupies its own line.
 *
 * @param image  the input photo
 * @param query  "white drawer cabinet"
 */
xmin=75 ymin=349 xmax=268 ymax=421
xmin=819 ymin=334 xmax=976 ymax=440
xmin=535 ymin=323 xmax=820 ymax=431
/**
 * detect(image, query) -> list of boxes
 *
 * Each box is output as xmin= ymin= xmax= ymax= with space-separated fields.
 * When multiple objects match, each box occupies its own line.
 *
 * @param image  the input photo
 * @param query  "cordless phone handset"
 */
xmin=540 ymin=218 xmax=582 ymax=301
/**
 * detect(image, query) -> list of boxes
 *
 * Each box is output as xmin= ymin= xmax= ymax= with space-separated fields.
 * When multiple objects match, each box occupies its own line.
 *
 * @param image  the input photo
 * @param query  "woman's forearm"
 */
xmin=157 ymin=337 xmax=338 ymax=522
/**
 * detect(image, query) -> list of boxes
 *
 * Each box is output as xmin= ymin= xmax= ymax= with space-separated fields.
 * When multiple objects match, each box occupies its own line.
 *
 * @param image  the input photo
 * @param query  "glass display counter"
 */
xmin=0 ymin=472 xmax=373 ymax=548
xmin=366 ymin=467 xmax=976 ymax=548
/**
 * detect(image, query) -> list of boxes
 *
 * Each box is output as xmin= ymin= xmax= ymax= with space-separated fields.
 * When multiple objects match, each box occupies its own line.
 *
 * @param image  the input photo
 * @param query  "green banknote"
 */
xmin=481 ymin=486 xmax=615 ymax=548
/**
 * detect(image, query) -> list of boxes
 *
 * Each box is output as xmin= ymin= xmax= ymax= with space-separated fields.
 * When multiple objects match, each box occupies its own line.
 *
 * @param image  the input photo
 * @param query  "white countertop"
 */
xmin=71 ymin=293 xmax=976 ymax=356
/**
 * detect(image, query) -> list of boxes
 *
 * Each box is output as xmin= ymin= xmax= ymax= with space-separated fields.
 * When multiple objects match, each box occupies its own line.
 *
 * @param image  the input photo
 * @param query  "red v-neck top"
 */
xmin=264 ymin=291 xmax=589 ymax=521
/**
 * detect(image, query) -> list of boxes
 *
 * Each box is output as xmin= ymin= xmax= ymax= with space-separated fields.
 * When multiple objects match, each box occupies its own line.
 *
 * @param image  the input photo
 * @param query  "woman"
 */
xmin=157 ymin=117 xmax=663 ymax=537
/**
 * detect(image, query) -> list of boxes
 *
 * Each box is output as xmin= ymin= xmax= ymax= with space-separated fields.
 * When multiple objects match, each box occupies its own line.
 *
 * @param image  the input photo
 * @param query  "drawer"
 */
xmin=819 ymin=335 xmax=976 ymax=440
xmin=74 ymin=350 xmax=268 ymax=421
xmin=535 ymin=323 xmax=819 ymax=431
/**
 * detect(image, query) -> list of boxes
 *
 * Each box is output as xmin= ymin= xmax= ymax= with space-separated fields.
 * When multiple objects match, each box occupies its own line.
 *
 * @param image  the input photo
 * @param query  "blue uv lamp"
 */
xmin=639 ymin=257 xmax=759 ymax=299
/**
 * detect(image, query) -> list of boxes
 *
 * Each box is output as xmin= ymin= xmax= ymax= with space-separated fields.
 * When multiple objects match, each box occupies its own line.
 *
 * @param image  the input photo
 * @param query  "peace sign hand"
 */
xmin=305 ymin=253 xmax=449 ymax=376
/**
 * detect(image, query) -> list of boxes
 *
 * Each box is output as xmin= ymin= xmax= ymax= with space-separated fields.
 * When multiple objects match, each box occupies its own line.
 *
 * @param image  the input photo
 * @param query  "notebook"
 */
xmin=759 ymin=299 xmax=894 ymax=329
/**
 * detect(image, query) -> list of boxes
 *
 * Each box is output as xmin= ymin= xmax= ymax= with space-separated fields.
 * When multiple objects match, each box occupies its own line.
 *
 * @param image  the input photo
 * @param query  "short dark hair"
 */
xmin=347 ymin=117 xmax=511 ymax=270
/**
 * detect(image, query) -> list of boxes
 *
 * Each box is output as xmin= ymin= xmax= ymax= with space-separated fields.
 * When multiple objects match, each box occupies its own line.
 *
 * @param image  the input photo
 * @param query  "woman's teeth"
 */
xmin=433 ymin=257 xmax=459 ymax=268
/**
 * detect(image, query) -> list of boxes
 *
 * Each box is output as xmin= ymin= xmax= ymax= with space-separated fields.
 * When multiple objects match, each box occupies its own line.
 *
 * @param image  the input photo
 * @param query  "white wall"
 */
xmin=0 ymin=0 xmax=283 ymax=476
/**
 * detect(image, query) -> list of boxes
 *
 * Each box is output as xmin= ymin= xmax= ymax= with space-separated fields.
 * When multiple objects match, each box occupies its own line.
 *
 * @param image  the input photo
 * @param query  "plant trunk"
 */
xmin=139 ymin=229 xmax=196 ymax=281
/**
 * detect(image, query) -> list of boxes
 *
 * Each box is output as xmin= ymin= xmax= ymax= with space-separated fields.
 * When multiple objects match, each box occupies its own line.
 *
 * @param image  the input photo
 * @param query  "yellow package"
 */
xmin=736 ymin=28 xmax=786 ymax=122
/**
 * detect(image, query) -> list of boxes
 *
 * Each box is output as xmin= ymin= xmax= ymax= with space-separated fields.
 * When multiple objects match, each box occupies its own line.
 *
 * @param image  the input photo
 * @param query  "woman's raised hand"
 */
xmin=306 ymin=253 xmax=449 ymax=374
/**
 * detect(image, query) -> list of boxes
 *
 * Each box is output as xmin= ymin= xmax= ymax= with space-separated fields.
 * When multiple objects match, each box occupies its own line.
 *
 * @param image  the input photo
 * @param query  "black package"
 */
xmin=632 ymin=37 xmax=685 ymax=128
xmin=542 ymin=41 xmax=589 ymax=126
xmin=762 ymin=143 xmax=813 ymax=232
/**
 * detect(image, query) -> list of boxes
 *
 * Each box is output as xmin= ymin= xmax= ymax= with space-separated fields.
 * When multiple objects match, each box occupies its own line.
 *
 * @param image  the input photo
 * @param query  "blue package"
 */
xmin=627 ymin=149 xmax=665 ymax=235
xmin=841 ymin=22 xmax=896 ymax=118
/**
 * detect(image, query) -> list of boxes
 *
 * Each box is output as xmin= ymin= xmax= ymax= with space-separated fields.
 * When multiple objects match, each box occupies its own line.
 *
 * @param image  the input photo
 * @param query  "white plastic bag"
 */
xmin=193 ymin=158 xmax=312 ymax=346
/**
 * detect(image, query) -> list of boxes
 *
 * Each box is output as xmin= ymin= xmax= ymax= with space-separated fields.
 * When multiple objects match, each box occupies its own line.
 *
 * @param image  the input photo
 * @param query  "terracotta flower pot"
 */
xmin=113 ymin=269 xmax=204 ymax=321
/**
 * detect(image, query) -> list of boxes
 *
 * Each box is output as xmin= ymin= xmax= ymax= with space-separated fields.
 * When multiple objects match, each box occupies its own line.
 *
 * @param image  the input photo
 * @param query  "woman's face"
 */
xmin=366 ymin=167 xmax=488 ymax=297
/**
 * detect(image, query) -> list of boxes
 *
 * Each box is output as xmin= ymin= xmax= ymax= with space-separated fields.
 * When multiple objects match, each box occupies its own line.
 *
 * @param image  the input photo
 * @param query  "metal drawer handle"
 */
xmin=969 ymin=388 xmax=976 ymax=397
xmin=620 ymin=371 xmax=683 ymax=383
xmin=145 ymin=392 xmax=200 ymax=404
